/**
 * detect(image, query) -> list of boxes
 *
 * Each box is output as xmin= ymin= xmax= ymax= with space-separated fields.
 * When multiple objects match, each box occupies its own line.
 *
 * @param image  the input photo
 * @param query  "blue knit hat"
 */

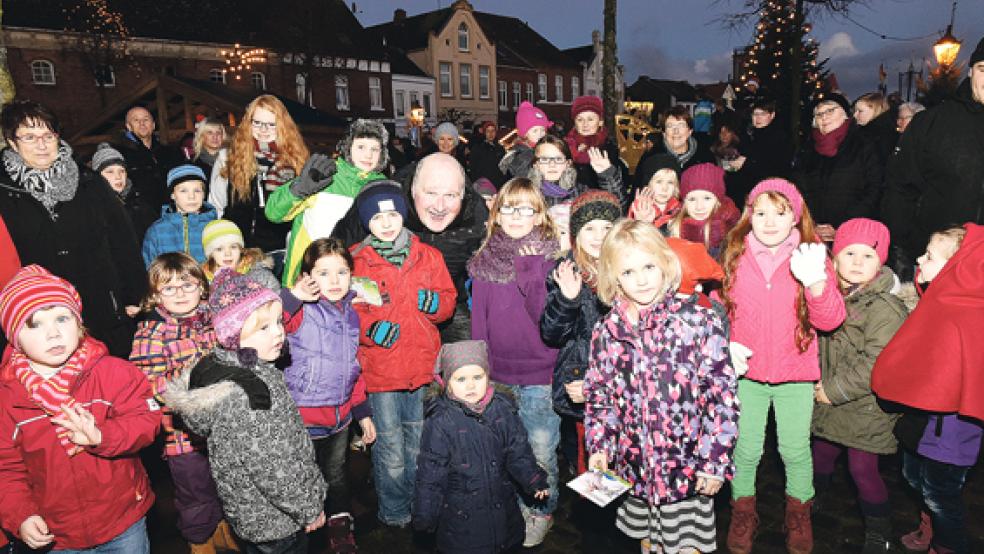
xmin=356 ymin=180 xmax=408 ymax=230
xmin=167 ymin=164 xmax=207 ymax=190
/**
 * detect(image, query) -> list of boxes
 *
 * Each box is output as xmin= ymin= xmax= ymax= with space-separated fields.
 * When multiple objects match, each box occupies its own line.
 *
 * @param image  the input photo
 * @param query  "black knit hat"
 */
xmin=812 ymin=91 xmax=851 ymax=117
xmin=971 ymin=36 xmax=984 ymax=67
xmin=634 ymin=153 xmax=681 ymax=190
xmin=569 ymin=190 xmax=621 ymax=241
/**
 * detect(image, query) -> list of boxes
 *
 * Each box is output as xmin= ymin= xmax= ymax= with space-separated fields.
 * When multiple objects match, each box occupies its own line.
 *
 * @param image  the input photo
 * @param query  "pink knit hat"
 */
xmin=0 ymin=265 xmax=83 ymax=343
xmin=679 ymin=163 xmax=726 ymax=202
xmin=516 ymin=101 xmax=552 ymax=138
xmin=209 ymin=268 xmax=280 ymax=349
xmin=747 ymin=178 xmax=804 ymax=222
xmin=833 ymin=218 xmax=890 ymax=264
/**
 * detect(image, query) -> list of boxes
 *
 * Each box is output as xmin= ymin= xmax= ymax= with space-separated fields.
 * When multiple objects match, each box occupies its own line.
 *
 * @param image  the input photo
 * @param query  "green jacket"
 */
xmin=812 ymin=267 xmax=909 ymax=454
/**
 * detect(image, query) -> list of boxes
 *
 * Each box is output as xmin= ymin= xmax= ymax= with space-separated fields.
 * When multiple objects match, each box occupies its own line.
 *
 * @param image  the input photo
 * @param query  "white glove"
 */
xmin=729 ymin=342 xmax=754 ymax=377
xmin=789 ymin=242 xmax=829 ymax=287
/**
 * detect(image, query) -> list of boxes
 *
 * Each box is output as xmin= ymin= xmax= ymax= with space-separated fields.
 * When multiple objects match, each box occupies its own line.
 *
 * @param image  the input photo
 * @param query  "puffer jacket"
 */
xmin=812 ymin=267 xmax=907 ymax=454
xmin=164 ymin=348 xmax=327 ymax=544
xmin=142 ymin=203 xmax=218 ymax=266
xmin=584 ymin=293 xmax=739 ymax=505
xmin=414 ymin=388 xmax=547 ymax=554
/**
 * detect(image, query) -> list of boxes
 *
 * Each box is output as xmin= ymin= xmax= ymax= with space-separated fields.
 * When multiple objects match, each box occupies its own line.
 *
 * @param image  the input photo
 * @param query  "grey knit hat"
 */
xmin=91 ymin=142 xmax=126 ymax=172
xmin=435 ymin=340 xmax=489 ymax=385
xmin=434 ymin=122 xmax=459 ymax=144
xmin=337 ymin=119 xmax=389 ymax=174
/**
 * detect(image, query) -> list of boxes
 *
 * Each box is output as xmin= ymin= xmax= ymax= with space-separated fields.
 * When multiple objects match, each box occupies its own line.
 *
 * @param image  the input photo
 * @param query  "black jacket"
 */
xmin=732 ymin=121 xmax=791 ymax=205
xmin=0 ymin=167 xmax=146 ymax=356
xmin=115 ymin=132 xmax=182 ymax=210
xmin=571 ymin=137 xmax=630 ymax=198
xmin=469 ymin=139 xmax=506 ymax=187
xmin=643 ymin=134 xmax=716 ymax=177
xmin=859 ymin=110 xmax=899 ymax=171
xmin=225 ymin=176 xmax=291 ymax=253
xmin=414 ymin=390 xmax=547 ymax=553
xmin=795 ymin=122 xmax=884 ymax=227
xmin=118 ymin=185 xmax=159 ymax=244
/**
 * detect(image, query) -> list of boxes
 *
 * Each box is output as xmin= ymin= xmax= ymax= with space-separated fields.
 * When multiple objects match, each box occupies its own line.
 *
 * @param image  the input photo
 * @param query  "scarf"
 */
xmin=565 ymin=127 xmax=609 ymax=165
xmin=666 ymin=135 xmax=698 ymax=167
xmin=253 ymin=140 xmax=296 ymax=193
xmin=812 ymin=120 xmax=851 ymax=158
xmin=529 ymin=166 xmax=577 ymax=199
xmin=450 ymin=385 xmax=495 ymax=415
xmin=2 ymin=141 xmax=80 ymax=220
xmin=467 ymin=227 xmax=558 ymax=284
xmin=678 ymin=197 xmax=741 ymax=251
xmin=196 ymin=149 xmax=218 ymax=168
xmin=369 ymin=227 xmax=412 ymax=267
xmin=12 ymin=338 xmax=98 ymax=456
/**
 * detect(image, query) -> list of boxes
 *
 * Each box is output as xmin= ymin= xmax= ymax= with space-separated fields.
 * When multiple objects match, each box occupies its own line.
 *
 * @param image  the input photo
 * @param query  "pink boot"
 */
xmin=901 ymin=511 xmax=932 ymax=552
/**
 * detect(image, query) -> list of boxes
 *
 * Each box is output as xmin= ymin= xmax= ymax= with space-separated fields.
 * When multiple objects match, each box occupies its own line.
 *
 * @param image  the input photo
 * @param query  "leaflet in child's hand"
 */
xmin=351 ymin=277 xmax=383 ymax=306
xmin=567 ymin=470 xmax=630 ymax=507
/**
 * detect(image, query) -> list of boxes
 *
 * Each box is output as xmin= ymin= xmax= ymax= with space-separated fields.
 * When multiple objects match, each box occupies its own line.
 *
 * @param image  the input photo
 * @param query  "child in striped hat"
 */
xmin=201 ymin=218 xmax=279 ymax=289
xmin=0 ymin=265 xmax=161 ymax=551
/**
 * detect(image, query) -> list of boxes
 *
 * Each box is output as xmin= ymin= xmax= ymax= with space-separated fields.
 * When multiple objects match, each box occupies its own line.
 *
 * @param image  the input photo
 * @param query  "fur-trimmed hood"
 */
xmin=337 ymin=118 xmax=389 ymax=173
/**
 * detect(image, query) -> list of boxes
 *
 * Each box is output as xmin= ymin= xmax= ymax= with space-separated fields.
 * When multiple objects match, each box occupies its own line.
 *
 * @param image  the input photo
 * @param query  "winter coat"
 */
xmin=858 ymin=111 xmax=899 ymax=170
xmin=117 ymin=184 xmax=160 ymax=245
xmin=733 ymin=121 xmax=791 ymax=205
xmin=811 ymin=267 xmax=907 ymax=454
xmin=469 ymin=139 xmax=507 ymax=186
xmin=142 ymin=203 xmax=218 ymax=266
xmin=881 ymin=78 xmax=984 ymax=261
xmin=129 ymin=306 xmax=216 ymax=456
xmin=0 ymin=166 xmax=146 ymax=358
xmin=0 ymin=338 xmax=160 ymax=550
xmin=584 ymin=294 xmax=738 ymax=505
xmin=116 ymin=131 xmax=183 ymax=210
xmin=0 ymin=215 xmax=19 ymax=288
xmin=539 ymin=254 xmax=608 ymax=418
xmin=569 ymin=136 xmax=630 ymax=198
xmin=165 ymin=348 xmax=327 ymax=543
xmin=498 ymin=142 xmax=535 ymax=181
xmin=795 ymin=122 xmax=884 ymax=227
xmin=529 ymin=163 xmax=626 ymax=210
xmin=647 ymin=135 xmax=716 ymax=174
xmin=414 ymin=389 xmax=547 ymax=553
xmin=726 ymin=232 xmax=846 ymax=383
xmin=352 ymin=234 xmax=456 ymax=392
xmin=208 ymin=149 xmax=291 ymax=254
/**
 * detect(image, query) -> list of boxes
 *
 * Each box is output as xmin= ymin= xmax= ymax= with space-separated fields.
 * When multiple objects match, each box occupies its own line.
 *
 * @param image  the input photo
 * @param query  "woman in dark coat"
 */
xmin=0 ymin=100 xmax=146 ymax=356
xmin=565 ymin=96 xmax=629 ymax=196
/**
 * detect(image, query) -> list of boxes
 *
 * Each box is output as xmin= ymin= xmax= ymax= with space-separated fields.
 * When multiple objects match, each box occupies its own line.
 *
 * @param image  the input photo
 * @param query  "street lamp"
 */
xmin=933 ymin=2 xmax=961 ymax=67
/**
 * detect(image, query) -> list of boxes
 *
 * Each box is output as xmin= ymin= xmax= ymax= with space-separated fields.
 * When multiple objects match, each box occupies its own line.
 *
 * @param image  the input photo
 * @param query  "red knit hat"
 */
xmin=679 ymin=163 xmax=726 ymax=202
xmin=747 ymin=178 xmax=804 ymax=223
xmin=833 ymin=218 xmax=890 ymax=265
xmin=571 ymin=95 xmax=604 ymax=120
xmin=0 ymin=265 xmax=83 ymax=343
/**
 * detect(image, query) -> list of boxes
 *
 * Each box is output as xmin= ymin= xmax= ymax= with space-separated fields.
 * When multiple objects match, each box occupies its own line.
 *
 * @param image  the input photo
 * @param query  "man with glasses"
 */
xmin=116 ymin=105 xmax=183 ymax=210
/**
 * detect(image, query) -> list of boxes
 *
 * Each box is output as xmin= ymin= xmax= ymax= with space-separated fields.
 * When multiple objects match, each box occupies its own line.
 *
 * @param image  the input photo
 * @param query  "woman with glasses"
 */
xmin=528 ymin=134 xmax=625 ymax=210
xmin=0 ymin=99 xmax=146 ymax=357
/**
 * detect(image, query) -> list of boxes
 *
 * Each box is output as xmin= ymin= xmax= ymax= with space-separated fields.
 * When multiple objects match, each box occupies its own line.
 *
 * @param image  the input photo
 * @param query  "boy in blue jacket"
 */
xmin=142 ymin=164 xmax=217 ymax=267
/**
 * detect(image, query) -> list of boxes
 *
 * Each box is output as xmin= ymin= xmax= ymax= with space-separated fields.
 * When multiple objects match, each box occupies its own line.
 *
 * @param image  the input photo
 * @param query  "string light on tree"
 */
xmin=219 ymin=44 xmax=266 ymax=80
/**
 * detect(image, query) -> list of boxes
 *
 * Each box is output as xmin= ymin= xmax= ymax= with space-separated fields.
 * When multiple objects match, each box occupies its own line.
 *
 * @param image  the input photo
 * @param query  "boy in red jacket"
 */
xmin=0 ymin=265 xmax=162 ymax=552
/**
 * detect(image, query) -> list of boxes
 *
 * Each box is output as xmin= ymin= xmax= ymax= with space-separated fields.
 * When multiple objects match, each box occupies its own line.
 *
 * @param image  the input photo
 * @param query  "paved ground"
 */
xmin=145 ymin=418 xmax=983 ymax=553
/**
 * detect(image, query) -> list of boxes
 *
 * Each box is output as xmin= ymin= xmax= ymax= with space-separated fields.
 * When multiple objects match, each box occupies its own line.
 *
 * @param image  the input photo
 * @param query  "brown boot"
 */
xmin=212 ymin=520 xmax=241 ymax=552
xmin=785 ymin=495 xmax=815 ymax=554
xmin=189 ymin=538 xmax=217 ymax=554
xmin=727 ymin=496 xmax=759 ymax=554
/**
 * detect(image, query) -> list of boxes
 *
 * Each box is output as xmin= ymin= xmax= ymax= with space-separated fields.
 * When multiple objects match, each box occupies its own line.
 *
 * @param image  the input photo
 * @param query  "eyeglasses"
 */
xmin=814 ymin=106 xmax=842 ymax=120
xmin=159 ymin=282 xmax=201 ymax=297
xmin=15 ymin=132 xmax=58 ymax=145
xmin=251 ymin=120 xmax=277 ymax=130
xmin=499 ymin=205 xmax=538 ymax=217
xmin=536 ymin=156 xmax=567 ymax=165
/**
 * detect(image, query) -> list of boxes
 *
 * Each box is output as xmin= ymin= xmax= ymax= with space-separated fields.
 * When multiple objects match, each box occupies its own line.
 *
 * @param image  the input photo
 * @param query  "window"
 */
xmin=458 ymin=22 xmax=469 ymax=51
xmin=335 ymin=75 xmax=350 ymax=110
xmin=422 ymin=93 xmax=432 ymax=115
xmin=479 ymin=66 xmax=490 ymax=99
xmin=410 ymin=91 xmax=420 ymax=111
xmin=555 ymin=75 xmax=564 ymax=102
xmin=498 ymin=80 xmax=507 ymax=109
xmin=512 ymin=82 xmax=520 ymax=109
xmin=209 ymin=69 xmax=226 ymax=84
xmin=395 ymin=90 xmax=406 ymax=118
xmin=439 ymin=62 xmax=452 ymax=97
xmin=30 ymin=60 xmax=55 ymax=85
xmin=251 ymin=72 xmax=266 ymax=91
xmin=459 ymin=64 xmax=472 ymax=98
xmin=525 ymin=83 xmax=533 ymax=102
xmin=538 ymin=73 xmax=547 ymax=101
xmin=369 ymin=77 xmax=383 ymax=110
xmin=94 ymin=64 xmax=115 ymax=87
xmin=572 ymin=76 xmax=580 ymax=99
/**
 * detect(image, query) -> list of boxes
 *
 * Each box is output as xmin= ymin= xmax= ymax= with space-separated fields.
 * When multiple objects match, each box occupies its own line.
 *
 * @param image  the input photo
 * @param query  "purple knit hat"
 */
xmin=747 ymin=178 xmax=804 ymax=223
xmin=210 ymin=268 xmax=280 ymax=349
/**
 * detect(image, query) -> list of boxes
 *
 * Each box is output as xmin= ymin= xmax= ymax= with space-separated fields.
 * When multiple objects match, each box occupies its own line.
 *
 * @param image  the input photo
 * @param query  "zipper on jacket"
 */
xmin=182 ymin=213 xmax=190 ymax=255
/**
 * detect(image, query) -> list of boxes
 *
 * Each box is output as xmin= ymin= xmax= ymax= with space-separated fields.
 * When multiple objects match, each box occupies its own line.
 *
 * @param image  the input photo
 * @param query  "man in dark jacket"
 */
xmin=116 ymin=106 xmax=182 ymax=211
xmin=883 ymin=36 xmax=984 ymax=274
xmin=467 ymin=121 xmax=506 ymax=187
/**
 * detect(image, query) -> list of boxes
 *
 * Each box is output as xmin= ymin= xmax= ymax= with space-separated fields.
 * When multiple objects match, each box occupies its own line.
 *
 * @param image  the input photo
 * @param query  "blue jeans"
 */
xmin=902 ymin=450 xmax=971 ymax=554
xmin=54 ymin=517 xmax=148 ymax=553
xmin=506 ymin=384 xmax=560 ymax=516
xmin=368 ymin=387 xmax=425 ymax=526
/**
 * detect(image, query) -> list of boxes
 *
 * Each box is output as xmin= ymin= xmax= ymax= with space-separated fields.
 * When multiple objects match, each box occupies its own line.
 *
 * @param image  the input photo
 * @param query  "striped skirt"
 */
xmin=616 ymin=494 xmax=717 ymax=553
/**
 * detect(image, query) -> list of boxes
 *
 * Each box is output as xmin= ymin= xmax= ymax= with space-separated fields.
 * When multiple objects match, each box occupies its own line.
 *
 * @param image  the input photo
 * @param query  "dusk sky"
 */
xmin=355 ymin=0 xmax=984 ymax=99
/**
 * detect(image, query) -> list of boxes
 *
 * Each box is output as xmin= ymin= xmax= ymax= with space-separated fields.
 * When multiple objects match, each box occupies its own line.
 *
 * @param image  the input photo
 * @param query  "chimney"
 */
xmin=394 ymin=8 xmax=406 ymax=21
xmin=592 ymin=30 xmax=601 ymax=53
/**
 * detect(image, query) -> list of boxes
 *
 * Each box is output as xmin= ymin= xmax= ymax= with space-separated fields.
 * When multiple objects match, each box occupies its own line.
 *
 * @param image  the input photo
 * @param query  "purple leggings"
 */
xmin=812 ymin=438 xmax=889 ymax=506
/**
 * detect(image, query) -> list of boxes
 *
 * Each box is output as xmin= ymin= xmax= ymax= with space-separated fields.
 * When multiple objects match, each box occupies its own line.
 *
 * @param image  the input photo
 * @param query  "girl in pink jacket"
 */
xmin=718 ymin=178 xmax=845 ymax=554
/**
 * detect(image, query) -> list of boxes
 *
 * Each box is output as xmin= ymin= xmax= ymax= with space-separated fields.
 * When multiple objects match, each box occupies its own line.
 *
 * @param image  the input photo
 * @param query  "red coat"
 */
xmin=0 ymin=215 xmax=19 ymax=288
xmin=872 ymin=223 xmax=984 ymax=422
xmin=0 ymin=338 xmax=161 ymax=550
xmin=351 ymin=235 xmax=456 ymax=393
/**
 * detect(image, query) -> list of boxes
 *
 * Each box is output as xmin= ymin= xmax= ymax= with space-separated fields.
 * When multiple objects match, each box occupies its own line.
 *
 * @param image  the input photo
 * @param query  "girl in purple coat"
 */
xmin=282 ymin=238 xmax=376 ymax=553
xmin=467 ymin=177 xmax=560 ymax=547
xmin=585 ymin=219 xmax=739 ymax=554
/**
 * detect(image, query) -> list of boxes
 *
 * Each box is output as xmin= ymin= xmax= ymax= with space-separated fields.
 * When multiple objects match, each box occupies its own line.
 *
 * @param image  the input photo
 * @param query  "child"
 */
xmin=540 ymin=190 xmax=620 ymax=475
xmin=266 ymin=119 xmax=389 ymax=286
xmin=91 ymin=141 xmax=157 ymax=243
xmin=810 ymin=218 xmax=907 ymax=553
xmin=584 ymin=219 xmax=738 ymax=554
xmin=414 ymin=340 xmax=550 ymax=553
xmin=143 ymin=164 xmax=218 ymax=267
xmin=281 ymin=237 xmax=376 ymax=552
xmin=349 ymin=180 xmax=456 ymax=528
xmin=467 ymin=177 xmax=560 ymax=547
xmin=668 ymin=162 xmax=740 ymax=258
xmin=0 ymin=265 xmax=162 ymax=552
xmin=548 ymin=201 xmax=572 ymax=251
xmin=871 ymin=225 xmax=983 ymax=554
xmin=719 ymin=178 xmax=846 ymax=554
xmin=630 ymin=153 xmax=682 ymax=233
xmin=129 ymin=253 xmax=235 ymax=553
xmin=201 ymin=218 xmax=279 ymax=289
xmin=499 ymin=101 xmax=552 ymax=180
xmin=527 ymin=135 xmax=625 ymax=209
xmin=165 ymin=269 xmax=327 ymax=553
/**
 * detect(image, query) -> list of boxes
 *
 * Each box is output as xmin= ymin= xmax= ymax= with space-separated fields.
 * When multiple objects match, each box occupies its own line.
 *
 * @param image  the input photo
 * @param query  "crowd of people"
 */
xmin=0 ymin=36 xmax=981 ymax=554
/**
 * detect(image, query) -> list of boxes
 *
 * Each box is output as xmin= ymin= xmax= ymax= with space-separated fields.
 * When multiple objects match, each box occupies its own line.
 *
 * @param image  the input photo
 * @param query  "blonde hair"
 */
xmin=239 ymin=300 xmax=282 ymax=342
xmin=193 ymin=119 xmax=227 ymax=159
xmin=141 ymin=252 xmax=208 ymax=312
xmin=647 ymin=168 xmax=680 ymax=197
xmin=475 ymin=177 xmax=557 ymax=255
xmin=202 ymin=247 xmax=267 ymax=281
xmin=668 ymin=192 xmax=722 ymax=249
xmin=929 ymin=226 xmax=968 ymax=259
xmin=856 ymin=92 xmax=889 ymax=119
xmin=596 ymin=219 xmax=681 ymax=305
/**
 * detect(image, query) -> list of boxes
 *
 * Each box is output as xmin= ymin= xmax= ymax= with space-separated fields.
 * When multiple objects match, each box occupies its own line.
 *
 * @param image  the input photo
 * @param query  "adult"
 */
xmin=728 ymin=98 xmax=791 ymax=205
xmin=116 ymin=105 xmax=182 ymax=210
xmin=467 ymin=121 xmax=506 ymax=187
xmin=795 ymin=93 xmax=882 ymax=238
xmin=0 ymin=100 xmax=146 ymax=357
xmin=649 ymin=105 xmax=715 ymax=173
xmin=191 ymin=117 xmax=227 ymax=197
xmin=853 ymin=92 xmax=899 ymax=168
xmin=895 ymin=101 xmax=925 ymax=135
xmin=564 ymin=95 xmax=628 ymax=195
xmin=883 ymin=37 xmax=984 ymax=274
xmin=90 ymin=142 xmax=158 ymax=243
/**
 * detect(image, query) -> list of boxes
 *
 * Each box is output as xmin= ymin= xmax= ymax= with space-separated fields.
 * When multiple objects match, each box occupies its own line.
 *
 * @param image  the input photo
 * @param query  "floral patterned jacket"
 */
xmin=584 ymin=293 xmax=739 ymax=505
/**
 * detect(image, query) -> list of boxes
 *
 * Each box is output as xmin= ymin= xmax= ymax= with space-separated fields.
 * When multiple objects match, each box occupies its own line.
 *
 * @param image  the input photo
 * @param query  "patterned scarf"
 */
xmin=253 ymin=140 xmax=296 ymax=193
xmin=2 ymin=141 xmax=80 ymax=220
xmin=565 ymin=127 xmax=609 ymax=165
xmin=369 ymin=227 xmax=412 ymax=267
xmin=12 ymin=338 xmax=95 ymax=456
xmin=467 ymin=226 xmax=558 ymax=284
